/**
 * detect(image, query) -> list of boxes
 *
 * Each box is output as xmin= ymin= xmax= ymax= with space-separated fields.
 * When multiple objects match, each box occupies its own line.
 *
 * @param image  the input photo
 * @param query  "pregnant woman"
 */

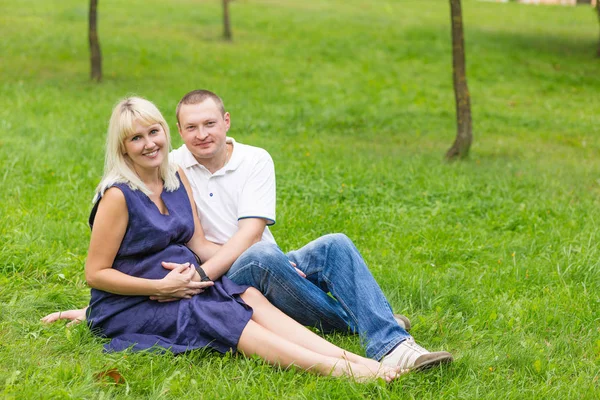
xmin=47 ymin=96 xmax=403 ymax=382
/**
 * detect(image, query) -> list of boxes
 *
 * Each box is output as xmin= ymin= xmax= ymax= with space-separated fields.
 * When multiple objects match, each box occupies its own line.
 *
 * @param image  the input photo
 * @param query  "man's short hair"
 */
xmin=176 ymin=89 xmax=226 ymax=123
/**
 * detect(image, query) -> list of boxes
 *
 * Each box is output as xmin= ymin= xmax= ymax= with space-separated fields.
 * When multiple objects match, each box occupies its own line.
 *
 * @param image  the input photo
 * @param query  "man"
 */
xmin=46 ymin=90 xmax=453 ymax=370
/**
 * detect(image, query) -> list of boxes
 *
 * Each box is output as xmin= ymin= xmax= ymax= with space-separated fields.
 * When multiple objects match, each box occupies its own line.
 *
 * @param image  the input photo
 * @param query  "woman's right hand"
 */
xmin=151 ymin=262 xmax=214 ymax=302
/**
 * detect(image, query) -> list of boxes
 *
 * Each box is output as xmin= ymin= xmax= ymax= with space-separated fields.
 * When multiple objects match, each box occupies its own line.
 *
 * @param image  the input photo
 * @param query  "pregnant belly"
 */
xmin=113 ymin=243 xmax=198 ymax=280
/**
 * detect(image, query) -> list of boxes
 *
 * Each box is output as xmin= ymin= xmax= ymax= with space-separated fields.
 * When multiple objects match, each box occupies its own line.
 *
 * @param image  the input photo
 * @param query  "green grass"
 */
xmin=1 ymin=0 xmax=600 ymax=398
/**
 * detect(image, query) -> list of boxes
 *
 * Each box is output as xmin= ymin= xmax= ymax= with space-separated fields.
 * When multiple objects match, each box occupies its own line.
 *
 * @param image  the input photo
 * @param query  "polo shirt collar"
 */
xmin=223 ymin=137 xmax=242 ymax=172
xmin=177 ymin=144 xmax=201 ymax=170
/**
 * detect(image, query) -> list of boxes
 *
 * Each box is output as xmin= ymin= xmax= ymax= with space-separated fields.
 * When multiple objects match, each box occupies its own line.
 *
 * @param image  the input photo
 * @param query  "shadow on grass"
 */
xmin=470 ymin=28 xmax=598 ymax=61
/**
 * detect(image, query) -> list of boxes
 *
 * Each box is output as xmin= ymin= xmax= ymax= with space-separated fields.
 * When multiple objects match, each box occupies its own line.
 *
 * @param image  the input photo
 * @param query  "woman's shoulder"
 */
xmin=89 ymin=186 xmax=128 ymax=228
xmin=102 ymin=186 xmax=127 ymax=203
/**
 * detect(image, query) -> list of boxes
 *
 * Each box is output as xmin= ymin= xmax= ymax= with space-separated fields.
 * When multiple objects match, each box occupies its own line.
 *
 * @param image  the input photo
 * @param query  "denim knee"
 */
xmin=238 ymin=242 xmax=286 ymax=266
xmin=229 ymin=241 xmax=292 ymax=279
xmin=323 ymin=233 xmax=357 ymax=253
xmin=326 ymin=233 xmax=352 ymax=245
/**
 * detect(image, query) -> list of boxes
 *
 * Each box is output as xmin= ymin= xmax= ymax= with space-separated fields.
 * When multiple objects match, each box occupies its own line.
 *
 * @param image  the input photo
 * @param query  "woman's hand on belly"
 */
xmin=150 ymin=262 xmax=214 ymax=302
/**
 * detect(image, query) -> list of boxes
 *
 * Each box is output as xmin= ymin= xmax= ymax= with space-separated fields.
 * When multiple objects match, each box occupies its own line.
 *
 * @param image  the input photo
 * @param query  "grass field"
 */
xmin=1 ymin=0 xmax=599 ymax=398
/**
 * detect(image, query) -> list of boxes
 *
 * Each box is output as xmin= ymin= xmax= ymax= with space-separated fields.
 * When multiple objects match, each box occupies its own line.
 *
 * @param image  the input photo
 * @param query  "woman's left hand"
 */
xmin=150 ymin=262 xmax=213 ymax=302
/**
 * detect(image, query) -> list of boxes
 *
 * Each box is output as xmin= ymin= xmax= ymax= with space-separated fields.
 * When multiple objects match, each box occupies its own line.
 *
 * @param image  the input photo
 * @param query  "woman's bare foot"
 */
xmin=41 ymin=307 xmax=87 ymax=327
xmin=332 ymin=358 xmax=405 ymax=383
xmin=340 ymin=351 xmax=405 ymax=381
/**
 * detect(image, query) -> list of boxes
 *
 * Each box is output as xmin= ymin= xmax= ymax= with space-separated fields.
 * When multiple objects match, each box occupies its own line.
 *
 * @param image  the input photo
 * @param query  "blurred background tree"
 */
xmin=596 ymin=1 xmax=600 ymax=56
xmin=89 ymin=0 xmax=102 ymax=81
xmin=223 ymin=0 xmax=232 ymax=41
xmin=446 ymin=0 xmax=472 ymax=161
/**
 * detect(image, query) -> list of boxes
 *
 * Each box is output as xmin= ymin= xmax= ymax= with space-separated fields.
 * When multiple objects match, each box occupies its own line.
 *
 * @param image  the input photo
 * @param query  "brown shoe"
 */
xmin=412 ymin=351 xmax=454 ymax=371
xmin=394 ymin=314 xmax=412 ymax=332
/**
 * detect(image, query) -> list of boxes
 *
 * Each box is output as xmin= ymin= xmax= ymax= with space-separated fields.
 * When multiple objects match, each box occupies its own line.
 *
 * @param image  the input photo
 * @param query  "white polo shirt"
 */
xmin=170 ymin=137 xmax=277 ymax=245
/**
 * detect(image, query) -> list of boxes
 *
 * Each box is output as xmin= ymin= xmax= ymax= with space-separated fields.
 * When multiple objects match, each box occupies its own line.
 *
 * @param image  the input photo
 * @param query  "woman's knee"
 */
xmin=241 ymin=287 xmax=264 ymax=304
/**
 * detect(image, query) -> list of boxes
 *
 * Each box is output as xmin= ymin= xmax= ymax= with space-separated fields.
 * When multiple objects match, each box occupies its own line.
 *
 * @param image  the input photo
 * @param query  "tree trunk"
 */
xmin=223 ymin=0 xmax=232 ymax=41
xmin=446 ymin=0 xmax=472 ymax=161
xmin=89 ymin=0 xmax=102 ymax=81
xmin=596 ymin=2 xmax=600 ymax=57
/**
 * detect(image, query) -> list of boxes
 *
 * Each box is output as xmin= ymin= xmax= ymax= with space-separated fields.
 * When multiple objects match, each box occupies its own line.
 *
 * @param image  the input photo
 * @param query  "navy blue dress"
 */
xmin=86 ymin=175 xmax=253 ymax=353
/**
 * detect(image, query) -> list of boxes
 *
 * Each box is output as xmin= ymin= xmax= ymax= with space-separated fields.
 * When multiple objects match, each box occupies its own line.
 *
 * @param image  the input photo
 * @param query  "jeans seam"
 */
xmin=321 ymin=272 xmax=356 ymax=323
xmin=228 ymin=260 xmax=346 ymax=330
xmin=326 ymin=268 xmax=406 ymax=360
xmin=320 ymin=239 xmax=409 ymax=360
xmin=320 ymin=239 xmax=358 ymax=328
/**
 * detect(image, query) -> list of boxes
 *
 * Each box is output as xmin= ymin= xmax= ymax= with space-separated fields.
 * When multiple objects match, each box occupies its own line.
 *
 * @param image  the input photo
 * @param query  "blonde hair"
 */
xmin=94 ymin=97 xmax=180 ymax=202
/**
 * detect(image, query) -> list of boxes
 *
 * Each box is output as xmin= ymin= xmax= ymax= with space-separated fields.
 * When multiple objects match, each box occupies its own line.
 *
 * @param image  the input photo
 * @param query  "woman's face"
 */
xmin=123 ymin=119 xmax=167 ymax=173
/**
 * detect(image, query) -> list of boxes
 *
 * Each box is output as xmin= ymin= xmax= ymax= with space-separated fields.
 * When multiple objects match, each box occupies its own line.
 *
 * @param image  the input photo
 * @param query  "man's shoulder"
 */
xmin=232 ymin=140 xmax=273 ymax=164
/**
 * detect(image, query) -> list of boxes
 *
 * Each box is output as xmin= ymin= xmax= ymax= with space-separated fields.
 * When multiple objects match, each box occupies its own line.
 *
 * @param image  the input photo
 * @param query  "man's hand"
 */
xmin=289 ymin=261 xmax=306 ymax=278
xmin=150 ymin=262 xmax=214 ymax=302
xmin=41 ymin=307 xmax=87 ymax=327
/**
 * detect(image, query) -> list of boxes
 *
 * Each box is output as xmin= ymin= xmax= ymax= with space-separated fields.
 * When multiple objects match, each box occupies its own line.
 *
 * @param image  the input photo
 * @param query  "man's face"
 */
xmin=177 ymin=99 xmax=230 ymax=163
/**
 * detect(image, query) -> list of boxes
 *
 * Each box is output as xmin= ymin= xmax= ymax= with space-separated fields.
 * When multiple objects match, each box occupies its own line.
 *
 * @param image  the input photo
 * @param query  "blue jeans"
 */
xmin=225 ymin=233 xmax=411 ymax=360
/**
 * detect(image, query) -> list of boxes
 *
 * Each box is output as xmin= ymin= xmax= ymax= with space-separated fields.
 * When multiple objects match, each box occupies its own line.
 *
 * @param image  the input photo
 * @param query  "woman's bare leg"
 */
xmin=239 ymin=288 xmax=400 ymax=375
xmin=237 ymin=319 xmax=398 ymax=382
